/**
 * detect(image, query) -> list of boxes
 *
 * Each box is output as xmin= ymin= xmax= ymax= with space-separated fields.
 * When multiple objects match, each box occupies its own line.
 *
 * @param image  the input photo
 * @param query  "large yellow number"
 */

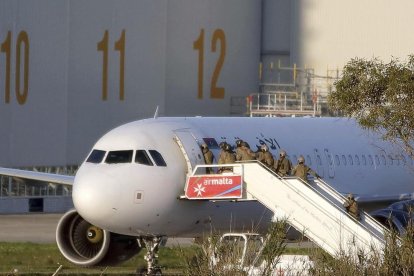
xmin=0 ymin=31 xmax=29 ymax=105
xmin=193 ymin=29 xmax=226 ymax=99
xmin=15 ymin=31 xmax=30 ymax=105
xmin=193 ymin=29 xmax=204 ymax=99
xmin=211 ymin=29 xmax=225 ymax=99
xmin=97 ymin=30 xmax=125 ymax=101
xmin=1 ymin=31 xmax=11 ymax=103
xmin=114 ymin=30 xmax=125 ymax=101
xmin=97 ymin=30 xmax=109 ymax=101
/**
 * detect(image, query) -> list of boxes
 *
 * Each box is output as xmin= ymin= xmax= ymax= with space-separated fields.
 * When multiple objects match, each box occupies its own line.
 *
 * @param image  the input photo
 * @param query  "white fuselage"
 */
xmin=72 ymin=117 xmax=414 ymax=237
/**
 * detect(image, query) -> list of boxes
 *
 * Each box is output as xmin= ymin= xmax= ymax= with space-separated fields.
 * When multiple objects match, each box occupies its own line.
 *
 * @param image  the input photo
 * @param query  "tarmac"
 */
xmin=0 ymin=213 xmax=195 ymax=246
xmin=0 ymin=213 xmax=315 ymax=248
xmin=0 ymin=213 xmax=60 ymax=243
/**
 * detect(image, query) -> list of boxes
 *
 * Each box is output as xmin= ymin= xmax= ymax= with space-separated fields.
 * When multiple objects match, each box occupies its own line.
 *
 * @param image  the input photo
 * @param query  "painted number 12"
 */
xmin=193 ymin=29 xmax=226 ymax=99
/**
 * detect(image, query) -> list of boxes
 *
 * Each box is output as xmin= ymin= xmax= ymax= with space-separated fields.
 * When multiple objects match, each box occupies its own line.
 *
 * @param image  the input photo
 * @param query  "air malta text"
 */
xmin=203 ymin=178 xmax=233 ymax=185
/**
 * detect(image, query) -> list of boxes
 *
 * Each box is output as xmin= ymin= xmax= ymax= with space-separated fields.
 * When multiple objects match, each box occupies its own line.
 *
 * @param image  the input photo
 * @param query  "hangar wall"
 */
xmin=0 ymin=0 xmax=261 ymax=167
xmin=1 ymin=0 xmax=414 ymax=167
xmin=262 ymin=0 xmax=414 ymax=78
xmin=293 ymin=0 xmax=414 ymax=73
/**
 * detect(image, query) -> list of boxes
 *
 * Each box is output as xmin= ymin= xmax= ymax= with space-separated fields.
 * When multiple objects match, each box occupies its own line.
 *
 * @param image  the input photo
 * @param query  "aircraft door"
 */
xmin=173 ymin=130 xmax=204 ymax=175
xmin=324 ymin=149 xmax=335 ymax=178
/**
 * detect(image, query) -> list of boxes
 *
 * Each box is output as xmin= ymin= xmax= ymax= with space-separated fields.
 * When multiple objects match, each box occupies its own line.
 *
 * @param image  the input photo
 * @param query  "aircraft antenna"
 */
xmin=153 ymin=106 xmax=159 ymax=119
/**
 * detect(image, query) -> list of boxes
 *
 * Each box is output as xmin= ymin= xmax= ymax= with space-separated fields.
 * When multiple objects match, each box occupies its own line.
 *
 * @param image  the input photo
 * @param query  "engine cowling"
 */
xmin=56 ymin=209 xmax=141 ymax=266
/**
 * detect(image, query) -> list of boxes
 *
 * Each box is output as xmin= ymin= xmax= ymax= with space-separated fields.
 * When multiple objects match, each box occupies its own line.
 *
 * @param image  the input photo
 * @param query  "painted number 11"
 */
xmin=97 ymin=30 xmax=125 ymax=101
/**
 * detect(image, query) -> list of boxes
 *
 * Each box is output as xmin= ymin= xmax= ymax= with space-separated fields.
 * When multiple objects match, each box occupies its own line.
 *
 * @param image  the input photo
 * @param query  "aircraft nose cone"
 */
xmin=72 ymin=169 xmax=120 ymax=224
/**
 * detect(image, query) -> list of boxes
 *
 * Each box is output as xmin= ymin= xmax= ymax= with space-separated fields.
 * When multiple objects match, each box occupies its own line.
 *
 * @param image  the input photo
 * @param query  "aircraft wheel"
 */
xmin=136 ymin=268 xmax=147 ymax=276
xmin=135 ymin=268 xmax=162 ymax=276
xmin=152 ymin=268 xmax=162 ymax=275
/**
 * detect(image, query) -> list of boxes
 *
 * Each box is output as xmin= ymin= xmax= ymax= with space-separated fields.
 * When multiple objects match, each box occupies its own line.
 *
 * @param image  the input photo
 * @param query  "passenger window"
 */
xmin=342 ymin=155 xmax=347 ymax=166
xmin=105 ymin=150 xmax=133 ymax=164
xmin=348 ymin=155 xmax=353 ymax=165
xmin=316 ymin=155 xmax=322 ymax=166
xmin=388 ymin=155 xmax=393 ymax=166
xmin=86 ymin=149 xmax=106 ymax=163
xmin=368 ymin=155 xmax=373 ymax=166
xmin=135 ymin=150 xmax=153 ymax=166
xmin=306 ymin=155 xmax=312 ymax=166
xmin=362 ymin=155 xmax=367 ymax=166
xmin=375 ymin=155 xmax=380 ymax=166
xmin=335 ymin=155 xmax=340 ymax=166
xmin=327 ymin=154 xmax=333 ymax=166
xmin=381 ymin=155 xmax=386 ymax=166
xmin=354 ymin=155 xmax=360 ymax=166
xmin=401 ymin=155 xmax=406 ymax=165
xmin=149 ymin=150 xmax=167 ymax=166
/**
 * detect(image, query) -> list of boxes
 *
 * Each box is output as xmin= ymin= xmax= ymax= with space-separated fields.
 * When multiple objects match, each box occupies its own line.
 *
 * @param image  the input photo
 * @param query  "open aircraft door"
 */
xmin=173 ymin=130 xmax=204 ymax=175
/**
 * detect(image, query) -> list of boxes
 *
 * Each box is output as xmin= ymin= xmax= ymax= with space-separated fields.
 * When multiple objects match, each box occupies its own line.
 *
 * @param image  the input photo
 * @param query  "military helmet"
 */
xmin=261 ymin=144 xmax=269 ymax=152
xmin=347 ymin=193 xmax=354 ymax=200
xmin=241 ymin=141 xmax=250 ymax=148
xmin=224 ymin=143 xmax=232 ymax=151
xmin=280 ymin=150 xmax=287 ymax=157
xmin=298 ymin=155 xmax=305 ymax=163
xmin=235 ymin=139 xmax=243 ymax=147
xmin=201 ymin=143 xmax=208 ymax=149
xmin=219 ymin=141 xmax=227 ymax=149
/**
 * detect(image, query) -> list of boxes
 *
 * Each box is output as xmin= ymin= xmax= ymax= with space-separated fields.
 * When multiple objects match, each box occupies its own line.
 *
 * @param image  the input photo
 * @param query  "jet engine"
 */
xmin=56 ymin=209 xmax=141 ymax=266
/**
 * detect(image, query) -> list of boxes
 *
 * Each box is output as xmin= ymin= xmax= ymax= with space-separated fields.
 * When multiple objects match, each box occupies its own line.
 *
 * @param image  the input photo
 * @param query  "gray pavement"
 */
xmin=0 ymin=213 xmax=61 ymax=243
xmin=0 ymin=214 xmax=195 ymax=246
xmin=0 ymin=214 xmax=314 ymax=249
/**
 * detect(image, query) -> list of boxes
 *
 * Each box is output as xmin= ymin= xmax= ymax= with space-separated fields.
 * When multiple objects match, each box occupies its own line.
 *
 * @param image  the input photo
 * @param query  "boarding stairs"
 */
xmin=184 ymin=162 xmax=388 ymax=258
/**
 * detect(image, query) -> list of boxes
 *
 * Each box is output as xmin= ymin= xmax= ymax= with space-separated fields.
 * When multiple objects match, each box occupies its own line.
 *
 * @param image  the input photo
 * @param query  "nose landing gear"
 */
xmin=136 ymin=236 xmax=163 ymax=276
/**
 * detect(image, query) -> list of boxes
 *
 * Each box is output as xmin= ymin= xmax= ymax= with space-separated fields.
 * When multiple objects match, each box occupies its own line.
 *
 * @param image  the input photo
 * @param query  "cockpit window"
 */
xmin=105 ymin=150 xmax=133 ymax=164
xmin=149 ymin=150 xmax=167 ymax=166
xmin=135 ymin=150 xmax=153 ymax=166
xmin=86 ymin=149 xmax=106 ymax=163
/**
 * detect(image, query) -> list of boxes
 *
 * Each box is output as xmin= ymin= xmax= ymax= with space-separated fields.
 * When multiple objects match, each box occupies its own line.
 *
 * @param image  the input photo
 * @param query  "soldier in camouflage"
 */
xmin=292 ymin=155 xmax=320 ymax=183
xmin=343 ymin=193 xmax=360 ymax=220
xmin=236 ymin=141 xmax=256 ymax=161
xmin=235 ymin=139 xmax=244 ymax=161
xmin=274 ymin=149 xmax=292 ymax=177
xmin=256 ymin=144 xmax=274 ymax=169
xmin=201 ymin=143 xmax=214 ymax=174
xmin=218 ymin=143 xmax=236 ymax=173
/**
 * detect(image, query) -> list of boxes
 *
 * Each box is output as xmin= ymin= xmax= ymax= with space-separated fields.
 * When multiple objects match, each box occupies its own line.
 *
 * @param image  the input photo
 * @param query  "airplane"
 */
xmin=0 ymin=116 xmax=413 ymax=274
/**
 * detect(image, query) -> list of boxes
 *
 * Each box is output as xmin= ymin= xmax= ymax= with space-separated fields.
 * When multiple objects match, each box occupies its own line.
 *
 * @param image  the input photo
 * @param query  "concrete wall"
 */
xmin=293 ymin=0 xmax=414 ymax=72
xmin=0 ymin=197 xmax=73 ymax=213
xmin=0 ymin=0 xmax=261 ymax=167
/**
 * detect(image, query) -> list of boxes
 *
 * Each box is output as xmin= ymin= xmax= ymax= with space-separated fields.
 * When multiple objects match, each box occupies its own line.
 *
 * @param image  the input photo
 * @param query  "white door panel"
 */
xmin=174 ymin=130 xmax=204 ymax=174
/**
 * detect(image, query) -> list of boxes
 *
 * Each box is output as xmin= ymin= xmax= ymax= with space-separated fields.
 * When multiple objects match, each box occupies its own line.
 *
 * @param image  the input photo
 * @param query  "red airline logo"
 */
xmin=185 ymin=175 xmax=242 ymax=199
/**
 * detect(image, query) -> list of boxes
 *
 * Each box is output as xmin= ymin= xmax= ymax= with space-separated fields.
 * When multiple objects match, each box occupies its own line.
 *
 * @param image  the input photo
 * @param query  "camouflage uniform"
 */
xmin=274 ymin=155 xmax=292 ymax=177
xmin=218 ymin=142 xmax=229 ymax=165
xmin=218 ymin=144 xmax=235 ymax=173
xmin=235 ymin=140 xmax=244 ymax=161
xmin=256 ymin=145 xmax=274 ymax=169
xmin=343 ymin=194 xmax=360 ymax=220
xmin=235 ymin=147 xmax=244 ymax=161
xmin=292 ymin=164 xmax=318 ymax=183
xmin=236 ymin=142 xmax=256 ymax=161
xmin=201 ymin=144 xmax=214 ymax=174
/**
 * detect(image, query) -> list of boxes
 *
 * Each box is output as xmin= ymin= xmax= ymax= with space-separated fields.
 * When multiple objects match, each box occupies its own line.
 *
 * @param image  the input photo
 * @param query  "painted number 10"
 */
xmin=193 ymin=29 xmax=226 ymax=99
xmin=1 ymin=31 xmax=30 ymax=105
